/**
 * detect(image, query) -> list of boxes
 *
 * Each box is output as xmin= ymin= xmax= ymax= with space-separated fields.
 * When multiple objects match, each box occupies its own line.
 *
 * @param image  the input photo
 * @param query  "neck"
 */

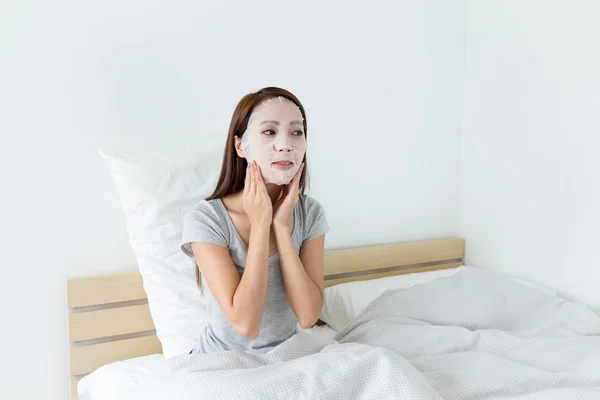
xmin=265 ymin=183 xmax=283 ymax=203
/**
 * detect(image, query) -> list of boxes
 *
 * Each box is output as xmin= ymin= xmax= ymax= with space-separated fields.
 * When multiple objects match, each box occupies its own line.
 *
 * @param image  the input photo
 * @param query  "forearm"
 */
xmin=231 ymin=224 xmax=270 ymax=336
xmin=275 ymin=231 xmax=323 ymax=328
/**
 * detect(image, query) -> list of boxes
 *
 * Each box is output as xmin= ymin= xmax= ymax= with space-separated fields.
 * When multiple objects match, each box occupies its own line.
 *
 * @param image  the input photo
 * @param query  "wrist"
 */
xmin=273 ymin=222 xmax=293 ymax=237
xmin=250 ymin=215 xmax=271 ymax=227
xmin=250 ymin=222 xmax=271 ymax=237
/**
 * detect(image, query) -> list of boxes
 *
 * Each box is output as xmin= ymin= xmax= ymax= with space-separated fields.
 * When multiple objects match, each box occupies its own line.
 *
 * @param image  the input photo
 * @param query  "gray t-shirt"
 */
xmin=181 ymin=195 xmax=329 ymax=354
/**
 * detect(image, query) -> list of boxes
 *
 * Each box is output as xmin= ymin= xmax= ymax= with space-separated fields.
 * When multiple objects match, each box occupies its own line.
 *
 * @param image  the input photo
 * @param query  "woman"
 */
xmin=181 ymin=87 xmax=329 ymax=354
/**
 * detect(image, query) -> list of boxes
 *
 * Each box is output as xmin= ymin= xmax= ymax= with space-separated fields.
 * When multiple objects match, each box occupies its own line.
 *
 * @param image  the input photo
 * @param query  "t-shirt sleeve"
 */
xmin=181 ymin=200 xmax=229 ymax=258
xmin=303 ymin=196 xmax=330 ymax=242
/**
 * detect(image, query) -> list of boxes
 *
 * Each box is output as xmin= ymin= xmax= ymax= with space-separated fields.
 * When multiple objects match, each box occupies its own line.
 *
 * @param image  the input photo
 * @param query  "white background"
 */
xmin=459 ymin=1 xmax=600 ymax=311
xmin=1 ymin=1 xmax=466 ymax=398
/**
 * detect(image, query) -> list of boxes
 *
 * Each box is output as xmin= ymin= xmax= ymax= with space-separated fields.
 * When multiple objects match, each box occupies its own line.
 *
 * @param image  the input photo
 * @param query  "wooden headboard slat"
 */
xmin=70 ymin=381 xmax=78 ymax=400
xmin=324 ymin=261 xmax=463 ymax=287
xmin=324 ymin=238 xmax=464 ymax=276
xmin=67 ymin=272 xmax=146 ymax=308
xmin=69 ymin=335 xmax=162 ymax=376
xmin=68 ymin=304 xmax=155 ymax=342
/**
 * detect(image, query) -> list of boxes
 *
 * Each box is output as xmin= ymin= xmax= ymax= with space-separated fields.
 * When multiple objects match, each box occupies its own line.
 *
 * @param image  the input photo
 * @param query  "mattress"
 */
xmin=77 ymin=325 xmax=339 ymax=400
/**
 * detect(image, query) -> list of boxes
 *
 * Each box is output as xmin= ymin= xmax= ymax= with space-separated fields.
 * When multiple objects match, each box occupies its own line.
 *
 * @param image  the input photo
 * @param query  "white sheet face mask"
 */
xmin=240 ymin=97 xmax=306 ymax=185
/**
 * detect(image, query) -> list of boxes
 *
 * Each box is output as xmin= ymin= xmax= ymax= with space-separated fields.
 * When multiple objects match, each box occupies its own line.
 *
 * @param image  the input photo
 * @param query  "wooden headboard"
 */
xmin=66 ymin=237 xmax=465 ymax=399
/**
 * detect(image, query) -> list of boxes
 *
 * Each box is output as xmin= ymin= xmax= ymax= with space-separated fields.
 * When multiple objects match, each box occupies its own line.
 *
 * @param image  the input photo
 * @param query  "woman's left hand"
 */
xmin=273 ymin=163 xmax=304 ymax=235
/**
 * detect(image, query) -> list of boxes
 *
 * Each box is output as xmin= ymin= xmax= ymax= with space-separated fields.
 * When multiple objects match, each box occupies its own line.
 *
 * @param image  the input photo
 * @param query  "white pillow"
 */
xmin=320 ymin=267 xmax=470 ymax=331
xmin=320 ymin=266 xmax=557 ymax=331
xmin=101 ymin=142 xmax=223 ymax=358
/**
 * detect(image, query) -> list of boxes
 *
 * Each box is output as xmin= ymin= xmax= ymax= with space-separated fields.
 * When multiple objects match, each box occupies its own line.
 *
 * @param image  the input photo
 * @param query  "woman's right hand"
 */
xmin=243 ymin=161 xmax=273 ymax=228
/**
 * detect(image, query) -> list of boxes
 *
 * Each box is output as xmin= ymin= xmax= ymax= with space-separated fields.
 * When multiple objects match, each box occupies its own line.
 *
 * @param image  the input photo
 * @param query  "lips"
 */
xmin=271 ymin=160 xmax=295 ymax=171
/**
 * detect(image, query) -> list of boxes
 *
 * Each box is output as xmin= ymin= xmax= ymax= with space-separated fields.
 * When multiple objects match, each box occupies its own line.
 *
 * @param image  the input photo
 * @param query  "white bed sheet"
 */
xmin=77 ymin=325 xmax=338 ymax=400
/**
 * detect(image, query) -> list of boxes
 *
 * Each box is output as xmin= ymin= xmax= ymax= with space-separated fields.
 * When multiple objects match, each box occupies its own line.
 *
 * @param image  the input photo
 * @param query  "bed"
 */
xmin=66 ymin=237 xmax=465 ymax=399
xmin=67 ymin=237 xmax=600 ymax=399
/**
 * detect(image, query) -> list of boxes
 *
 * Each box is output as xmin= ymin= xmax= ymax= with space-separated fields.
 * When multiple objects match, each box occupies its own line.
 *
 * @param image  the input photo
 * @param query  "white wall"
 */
xmin=459 ymin=1 xmax=600 ymax=310
xmin=0 ymin=1 xmax=466 ymax=398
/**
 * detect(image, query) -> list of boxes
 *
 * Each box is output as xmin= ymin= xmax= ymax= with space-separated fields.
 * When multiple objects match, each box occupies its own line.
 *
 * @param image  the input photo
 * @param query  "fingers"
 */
xmin=248 ymin=161 xmax=256 ymax=196
xmin=255 ymin=163 xmax=264 ymax=184
xmin=244 ymin=162 xmax=250 ymax=193
xmin=246 ymin=161 xmax=270 ymax=200
xmin=254 ymin=163 xmax=268 ymax=197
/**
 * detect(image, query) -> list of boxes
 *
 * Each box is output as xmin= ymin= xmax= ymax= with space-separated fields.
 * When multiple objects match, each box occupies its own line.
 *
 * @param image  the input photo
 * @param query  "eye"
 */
xmin=291 ymin=130 xmax=304 ymax=136
xmin=261 ymin=129 xmax=276 ymax=136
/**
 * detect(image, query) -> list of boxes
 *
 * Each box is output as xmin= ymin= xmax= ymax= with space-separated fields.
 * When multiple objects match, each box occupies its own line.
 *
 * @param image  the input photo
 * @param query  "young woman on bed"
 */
xmin=181 ymin=87 xmax=329 ymax=354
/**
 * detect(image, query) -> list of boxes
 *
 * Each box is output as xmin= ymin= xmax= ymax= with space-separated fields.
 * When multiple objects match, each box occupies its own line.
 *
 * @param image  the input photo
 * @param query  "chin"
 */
xmin=266 ymin=175 xmax=293 ymax=186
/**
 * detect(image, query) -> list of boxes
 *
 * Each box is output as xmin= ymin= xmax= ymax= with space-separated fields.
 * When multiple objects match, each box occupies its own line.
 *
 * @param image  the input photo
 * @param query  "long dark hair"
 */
xmin=196 ymin=87 xmax=309 ymax=288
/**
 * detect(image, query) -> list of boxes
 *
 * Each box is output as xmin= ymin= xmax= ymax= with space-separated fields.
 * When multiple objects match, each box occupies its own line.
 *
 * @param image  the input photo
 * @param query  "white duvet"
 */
xmin=87 ymin=269 xmax=600 ymax=399
xmin=78 ymin=325 xmax=339 ymax=400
